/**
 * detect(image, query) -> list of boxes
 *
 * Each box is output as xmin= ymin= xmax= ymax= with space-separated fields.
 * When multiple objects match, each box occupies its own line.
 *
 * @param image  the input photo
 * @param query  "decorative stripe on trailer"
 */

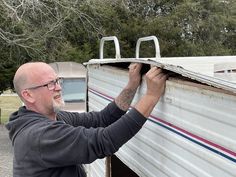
xmin=88 ymin=87 xmax=236 ymax=163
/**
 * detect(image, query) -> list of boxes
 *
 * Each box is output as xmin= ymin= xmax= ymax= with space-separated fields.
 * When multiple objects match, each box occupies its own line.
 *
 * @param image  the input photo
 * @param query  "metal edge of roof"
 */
xmin=84 ymin=58 xmax=236 ymax=93
xmin=50 ymin=62 xmax=87 ymax=78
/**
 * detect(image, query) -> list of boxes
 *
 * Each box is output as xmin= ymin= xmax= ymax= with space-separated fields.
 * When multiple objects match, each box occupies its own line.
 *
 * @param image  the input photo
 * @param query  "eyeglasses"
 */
xmin=26 ymin=78 xmax=62 ymax=91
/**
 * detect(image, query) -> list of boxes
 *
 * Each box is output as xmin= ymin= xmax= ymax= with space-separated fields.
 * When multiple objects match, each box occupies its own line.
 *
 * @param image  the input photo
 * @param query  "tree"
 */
xmin=123 ymin=0 xmax=236 ymax=56
xmin=0 ymin=0 xmax=235 ymax=92
xmin=0 ymin=0 xmax=102 ymax=92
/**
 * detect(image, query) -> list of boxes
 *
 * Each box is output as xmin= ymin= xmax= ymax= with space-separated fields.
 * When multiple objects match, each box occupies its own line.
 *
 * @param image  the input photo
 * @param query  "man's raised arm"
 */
xmin=115 ymin=63 xmax=142 ymax=111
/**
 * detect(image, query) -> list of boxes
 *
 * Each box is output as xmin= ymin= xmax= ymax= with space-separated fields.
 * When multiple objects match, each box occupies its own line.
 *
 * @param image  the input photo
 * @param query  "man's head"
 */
xmin=14 ymin=62 xmax=64 ymax=120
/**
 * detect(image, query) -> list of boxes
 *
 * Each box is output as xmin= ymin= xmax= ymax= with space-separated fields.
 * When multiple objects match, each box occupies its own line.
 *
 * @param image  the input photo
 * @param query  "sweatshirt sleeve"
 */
xmin=57 ymin=101 xmax=126 ymax=128
xmin=39 ymin=108 xmax=146 ymax=168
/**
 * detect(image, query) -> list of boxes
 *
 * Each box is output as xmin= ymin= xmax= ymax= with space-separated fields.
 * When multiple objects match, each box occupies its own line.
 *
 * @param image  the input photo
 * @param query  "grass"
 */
xmin=0 ymin=95 xmax=22 ymax=124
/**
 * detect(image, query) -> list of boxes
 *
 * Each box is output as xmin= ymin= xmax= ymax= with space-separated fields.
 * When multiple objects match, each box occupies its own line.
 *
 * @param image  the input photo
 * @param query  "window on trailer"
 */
xmin=61 ymin=78 xmax=86 ymax=103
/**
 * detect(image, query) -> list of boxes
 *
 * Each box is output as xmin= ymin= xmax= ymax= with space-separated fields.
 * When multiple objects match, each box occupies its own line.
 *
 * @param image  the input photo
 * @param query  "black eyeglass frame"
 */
xmin=25 ymin=78 xmax=62 ymax=91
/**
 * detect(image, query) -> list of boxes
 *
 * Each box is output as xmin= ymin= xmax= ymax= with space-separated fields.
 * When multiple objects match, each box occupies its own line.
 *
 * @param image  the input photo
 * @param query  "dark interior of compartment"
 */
xmin=111 ymin=155 xmax=138 ymax=177
xmin=103 ymin=62 xmax=196 ymax=82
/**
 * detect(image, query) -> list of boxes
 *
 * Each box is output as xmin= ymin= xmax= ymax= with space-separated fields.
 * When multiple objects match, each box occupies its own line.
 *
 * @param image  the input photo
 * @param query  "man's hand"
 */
xmin=134 ymin=67 xmax=167 ymax=118
xmin=145 ymin=67 xmax=167 ymax=103
xmin=126 ymin=63 xmax=142 ymax=90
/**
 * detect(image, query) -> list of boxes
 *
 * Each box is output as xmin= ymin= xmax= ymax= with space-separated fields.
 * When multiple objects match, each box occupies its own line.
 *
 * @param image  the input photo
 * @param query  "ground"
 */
xmin=0 ymin=124 xmax=13 ymax=177
xmin=0 ymin=94 xmax=21 ymax=124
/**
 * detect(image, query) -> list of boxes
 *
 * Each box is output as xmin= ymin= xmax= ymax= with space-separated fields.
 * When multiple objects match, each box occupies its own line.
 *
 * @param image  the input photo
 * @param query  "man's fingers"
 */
xmin=129 ymin=63 xmax=142 ymax=71
xmin=146 ymin=67 xmax=162 ymax=79
xmin=128 ymin=63 xmax=135 ymax=69
xmin=134 ymin=63 xmax=142 ymax=72
xmin=131 ymin=65 xmax=167 ymax=82
xmin=156 ymin=73 xmax=168 ymax=82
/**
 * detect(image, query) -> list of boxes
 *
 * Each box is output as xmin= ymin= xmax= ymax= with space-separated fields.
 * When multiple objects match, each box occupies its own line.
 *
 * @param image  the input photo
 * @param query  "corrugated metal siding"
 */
xmin=86 ymin=84 xmax=107 ymax=177
xmin=85 ymin=159 xmax=106 ymax=177
xmin=87 ymin=64 xmax=236 ymax=177
xmin=86 ymin=65 xmax=128 ymax=177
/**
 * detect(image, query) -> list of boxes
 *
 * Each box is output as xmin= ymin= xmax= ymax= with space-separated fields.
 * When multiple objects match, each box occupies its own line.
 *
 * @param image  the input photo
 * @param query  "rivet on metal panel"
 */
xmin=164 ymin=96 xmax=172 ymax=104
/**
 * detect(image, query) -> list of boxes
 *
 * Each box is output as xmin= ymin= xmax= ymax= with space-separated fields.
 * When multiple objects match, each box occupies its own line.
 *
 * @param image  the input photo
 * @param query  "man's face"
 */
xmin=27 ymin=66 xmax=65 ymax=116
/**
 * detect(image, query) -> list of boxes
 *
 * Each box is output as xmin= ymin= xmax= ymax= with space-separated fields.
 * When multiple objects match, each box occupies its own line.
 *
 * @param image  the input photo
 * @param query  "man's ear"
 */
xmin=21 ymin=89 xmax=35 ymax=103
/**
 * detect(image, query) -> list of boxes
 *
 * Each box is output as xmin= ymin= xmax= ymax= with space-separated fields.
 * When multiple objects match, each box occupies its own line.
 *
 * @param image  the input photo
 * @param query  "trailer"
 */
xmin=84 ymin=36 xmax=236 ymax=177
xmin=50 ymin=62 xmax=87 ymax=112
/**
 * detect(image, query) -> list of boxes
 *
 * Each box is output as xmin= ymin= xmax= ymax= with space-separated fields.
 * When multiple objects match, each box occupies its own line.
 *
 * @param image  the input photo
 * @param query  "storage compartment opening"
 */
xmin=111 ymin=155 xmax=139 ymax=177
xmin=100 ymin=63 xmax=236 ymax=96
xmin=103 ymin=62 xmax=182 ymax=79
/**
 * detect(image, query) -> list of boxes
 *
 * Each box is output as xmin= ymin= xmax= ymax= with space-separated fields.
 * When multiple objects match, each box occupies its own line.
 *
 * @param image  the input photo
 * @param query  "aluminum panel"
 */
xmin=87 ymin=64 xmax=236 ymax=177
xmin=85 ymin=159 xmax=106 ymax=177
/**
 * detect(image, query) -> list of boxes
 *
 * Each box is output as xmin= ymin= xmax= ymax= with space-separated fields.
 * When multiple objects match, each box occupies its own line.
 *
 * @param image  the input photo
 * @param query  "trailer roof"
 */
xmin=84 ymin=56 xmax=236 ymax=93
xmin=50 ymin=62 xmax=86 ymax=78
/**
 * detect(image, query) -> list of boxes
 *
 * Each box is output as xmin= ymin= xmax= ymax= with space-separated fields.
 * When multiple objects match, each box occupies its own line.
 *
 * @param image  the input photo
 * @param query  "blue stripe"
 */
xmin=148 ymin=119 xmax=236 ymax=163
xmin=89 ymin=88 xmax=236 ymax=163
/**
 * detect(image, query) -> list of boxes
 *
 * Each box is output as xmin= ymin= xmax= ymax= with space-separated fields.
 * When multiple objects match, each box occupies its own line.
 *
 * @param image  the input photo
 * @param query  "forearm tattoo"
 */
xmin=115 ymin=88 xmax=137 ymax=111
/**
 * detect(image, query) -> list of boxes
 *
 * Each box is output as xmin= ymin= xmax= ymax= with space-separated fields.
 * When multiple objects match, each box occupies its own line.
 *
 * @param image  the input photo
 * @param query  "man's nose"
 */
xmin=54 ymin=82 xmax=62 ymax=91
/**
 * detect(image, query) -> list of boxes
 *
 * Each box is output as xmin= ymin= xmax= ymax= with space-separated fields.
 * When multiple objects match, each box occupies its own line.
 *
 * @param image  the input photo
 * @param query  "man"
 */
xmin=6 ymin=62 xmax=167 ymax=177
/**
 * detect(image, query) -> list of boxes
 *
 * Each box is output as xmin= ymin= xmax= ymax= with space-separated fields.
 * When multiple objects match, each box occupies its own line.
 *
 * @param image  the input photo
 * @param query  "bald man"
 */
xmin=6 ymin=62 xmax=167 ymax=177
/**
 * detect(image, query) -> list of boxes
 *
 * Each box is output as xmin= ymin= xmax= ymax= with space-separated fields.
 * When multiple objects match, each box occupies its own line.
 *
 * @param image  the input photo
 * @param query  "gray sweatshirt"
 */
xmin=5 ymin=102 xmax=146 ymax=177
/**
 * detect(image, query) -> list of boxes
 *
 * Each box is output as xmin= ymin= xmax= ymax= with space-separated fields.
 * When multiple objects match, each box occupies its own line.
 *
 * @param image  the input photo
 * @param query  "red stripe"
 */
xmin=89 ymin=88 xmax=114 ymax=100
xmin=149 ymin=115 xmax=236 ymax=157
xmin=89 ymin=87 xmax=236 ymax=157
